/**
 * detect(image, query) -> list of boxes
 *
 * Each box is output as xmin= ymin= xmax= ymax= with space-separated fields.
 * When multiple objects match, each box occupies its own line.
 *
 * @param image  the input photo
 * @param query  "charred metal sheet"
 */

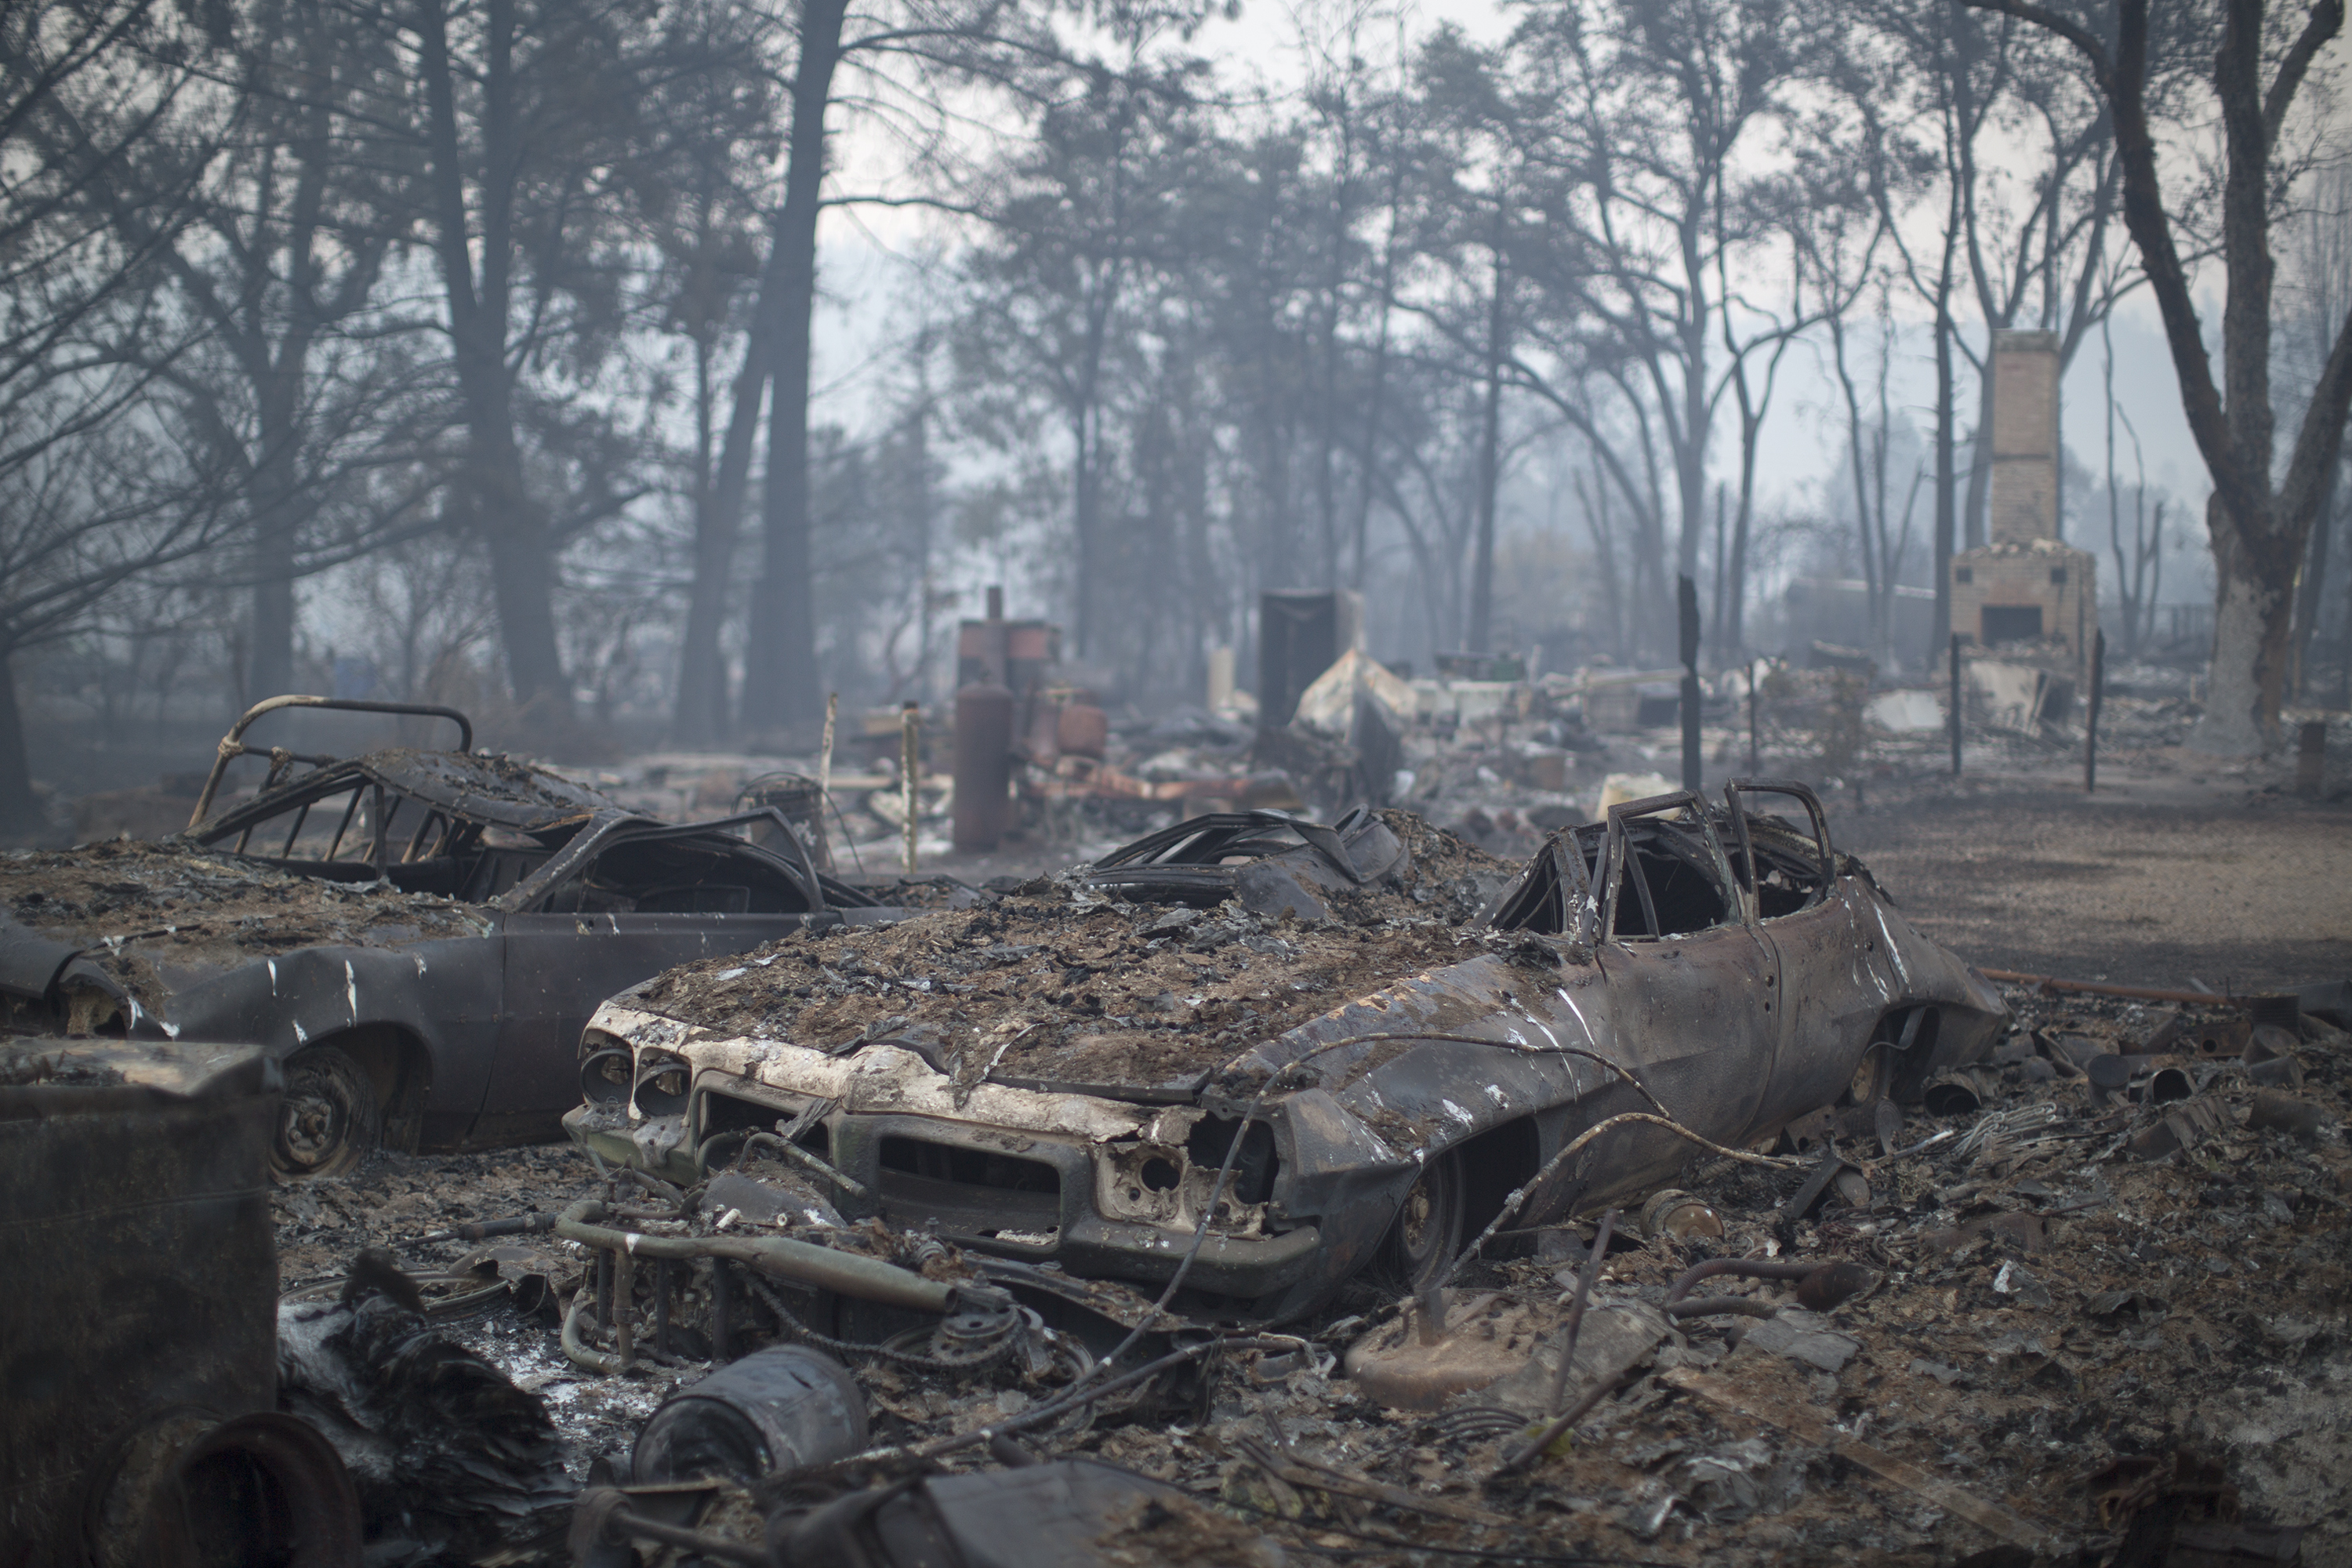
xmin=1080 ymin=807 xmax=1406 ymax=920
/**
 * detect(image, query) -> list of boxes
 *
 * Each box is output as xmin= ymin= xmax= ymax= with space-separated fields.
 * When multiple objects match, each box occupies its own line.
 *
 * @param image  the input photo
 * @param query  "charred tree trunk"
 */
xmin=0 ymin=651 xmax=35 ymax=842
xmin=673 ymin=318 xmax=771 ymax=744
xmin=1468 ymin=232 xmax=1505 ymax=655
xmin=245 ymin=397 xmax=305 ymax=702
xmin=1931 ymin=266 xmax=1958 ymax=659
xmin=737 ymin=0 xmax=848 ymax=735
xmin=1960 ymin=358 xmax=1993 ymax=550
xmin=418 ymin=0 xmax=569 ymax=718
xmin=2291 ymin=458 xmax=2339 ymax=695
xmin=1971 ymin=0 xmax=2352 ymax=751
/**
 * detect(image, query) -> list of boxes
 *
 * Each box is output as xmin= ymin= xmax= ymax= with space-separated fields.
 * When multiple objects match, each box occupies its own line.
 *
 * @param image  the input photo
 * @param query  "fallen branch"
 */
xmin=1661 ymin=1367 xmax=2049 ymax=1550
xmin=1237 ymin=1436 xmax=1510 ymax=1526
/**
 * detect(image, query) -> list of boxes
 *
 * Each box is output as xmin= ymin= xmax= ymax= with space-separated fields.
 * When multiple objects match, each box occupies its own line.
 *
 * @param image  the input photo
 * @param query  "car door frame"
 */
xmin=1587 ymin=790 xmax=1781 ymax=1156
xmin=1719 ymin=779 xmax=1881 ymax=1134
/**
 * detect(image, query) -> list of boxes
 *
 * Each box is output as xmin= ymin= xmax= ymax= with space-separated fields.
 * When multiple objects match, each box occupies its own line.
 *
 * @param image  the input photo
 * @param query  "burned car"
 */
xmin=565 ymin=786 xmax=2005 ymax=1322
xmin=0 ymin=696 xmax=895 ymax=1176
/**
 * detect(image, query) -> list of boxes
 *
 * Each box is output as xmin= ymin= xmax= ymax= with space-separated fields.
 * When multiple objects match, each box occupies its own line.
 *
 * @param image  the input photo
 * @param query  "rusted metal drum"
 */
xmin=0 ymin=1040 xmax=361 ymax=1566
xmin=952 ymin=682 xmax=1015 ymax=852
xmin=1005 ymin=621 xmax=1054 ymax=681
xmin=631 ymin=1345 xmax=868 ymax=1485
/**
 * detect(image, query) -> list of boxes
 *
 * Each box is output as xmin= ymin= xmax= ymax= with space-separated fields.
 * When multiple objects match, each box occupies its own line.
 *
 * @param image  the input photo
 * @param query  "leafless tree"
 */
xmin=1970 ymin=0 xmax=2352 ymax=750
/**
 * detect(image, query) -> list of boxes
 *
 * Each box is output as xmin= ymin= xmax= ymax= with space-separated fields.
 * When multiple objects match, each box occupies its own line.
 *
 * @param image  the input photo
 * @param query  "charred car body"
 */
xmin=0 ymin=697 xmax=895 ymax=1175
xmin=569 ymin=786 xmax=2006 ymax=1322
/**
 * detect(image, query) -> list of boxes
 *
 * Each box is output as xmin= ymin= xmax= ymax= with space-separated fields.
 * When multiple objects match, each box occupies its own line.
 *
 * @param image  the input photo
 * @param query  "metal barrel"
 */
xmin=0 ymin=1041 xmax=361 ymax=1566
xmin=630 ymin=1345 xmax=869 ymax=1486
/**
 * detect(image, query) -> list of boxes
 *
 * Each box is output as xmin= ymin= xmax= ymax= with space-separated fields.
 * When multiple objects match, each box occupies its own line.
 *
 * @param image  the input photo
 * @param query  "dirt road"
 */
xmin=1837 ymin=779 xmax=2352 ymax=993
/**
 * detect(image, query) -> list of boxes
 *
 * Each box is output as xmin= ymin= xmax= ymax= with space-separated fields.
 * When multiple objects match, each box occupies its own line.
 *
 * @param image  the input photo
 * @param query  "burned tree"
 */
xmin=1970 ymin=0 xmax=2352 ymax=751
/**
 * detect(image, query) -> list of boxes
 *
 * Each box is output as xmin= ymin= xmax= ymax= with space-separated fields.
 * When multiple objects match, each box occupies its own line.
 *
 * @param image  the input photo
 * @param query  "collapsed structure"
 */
xmin=1950 ymin=329 xmax=2102 ymax=683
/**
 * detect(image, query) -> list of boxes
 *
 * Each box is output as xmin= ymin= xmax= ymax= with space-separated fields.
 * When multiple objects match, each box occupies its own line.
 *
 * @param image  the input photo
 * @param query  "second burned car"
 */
xmin=0 ymin=697 xmax=898 ymax=1176
xmin=567 ymin=787 xmax=2006 ymax=1323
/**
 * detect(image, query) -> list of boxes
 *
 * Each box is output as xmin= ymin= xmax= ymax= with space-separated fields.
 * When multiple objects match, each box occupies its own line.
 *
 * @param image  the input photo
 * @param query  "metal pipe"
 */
xmin=611 ymin=1243 xmax=636 ymax=1370
xmin=2084 ymin=628 xmax=2105 ymax=793
xmin=1948 ymin=634 xmax=1962 ymax=775
xmin=1748 ymin=662 xmax=1760 ymax=774
xmin=562 ymin=1288 xmax=624 ymax=1374
xmin=901 ymin=702 xmax=920 ymax=876
xmin=1543 ymin=1208 xmax=1617 ymax=1417
xmin=818 ymin=691 xmax=839 ymax=855
xmin=554 ymin=1201 xmax=952 ymax=1314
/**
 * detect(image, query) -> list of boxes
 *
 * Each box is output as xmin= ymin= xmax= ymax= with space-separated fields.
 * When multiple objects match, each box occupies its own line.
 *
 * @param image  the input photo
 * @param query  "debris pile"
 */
xmin=271 ymin=978 xmax=2349 ymax=1566
xmin=629 ymin=809 xmax=1517 ymax=1089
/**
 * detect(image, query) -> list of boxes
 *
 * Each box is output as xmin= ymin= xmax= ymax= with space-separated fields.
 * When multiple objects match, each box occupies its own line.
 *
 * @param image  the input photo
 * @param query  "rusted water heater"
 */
xmin=952 ymin=681 xmax=1014 ymax=852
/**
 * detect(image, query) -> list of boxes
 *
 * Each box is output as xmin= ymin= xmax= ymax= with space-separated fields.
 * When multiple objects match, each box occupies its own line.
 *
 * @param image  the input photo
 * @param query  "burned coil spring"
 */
xmin=741 ymin=1272 xmax=1018 ymax=1373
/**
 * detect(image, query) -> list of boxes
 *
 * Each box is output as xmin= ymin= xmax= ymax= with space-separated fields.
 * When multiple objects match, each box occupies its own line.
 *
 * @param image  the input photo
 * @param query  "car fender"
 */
xmin=131 ymin=940 xmax=499 ymax=1147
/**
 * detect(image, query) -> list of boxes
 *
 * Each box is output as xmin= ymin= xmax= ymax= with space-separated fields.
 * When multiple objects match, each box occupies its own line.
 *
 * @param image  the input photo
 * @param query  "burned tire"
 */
xmin=1377 ymin=1150 xmax=1466 ymax=1296
xmin=273 ymin=1046 xmax=381 ymax=1179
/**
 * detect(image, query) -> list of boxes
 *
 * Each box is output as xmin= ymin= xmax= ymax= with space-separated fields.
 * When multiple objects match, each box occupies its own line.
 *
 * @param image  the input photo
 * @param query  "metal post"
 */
xmin=1678 ymin=575 xmax=1703 ymax=793
xmin=817 ymin=691 xmax=838 ymax=808
xmin=611 ymin=1240 xmax=636 ymax=1371
xmin=2084 ymin=629 xmax=2105 ymax=794
xmin=900 ymin=702 xmax=920 ymax=875
xmin=2297 ymin=721 xmax=2327 ymax=798
xmin=1747 ymin=662 xmax=1759 ymax=775
xmin=1948 ymin=634 xmax=1963 ymax=776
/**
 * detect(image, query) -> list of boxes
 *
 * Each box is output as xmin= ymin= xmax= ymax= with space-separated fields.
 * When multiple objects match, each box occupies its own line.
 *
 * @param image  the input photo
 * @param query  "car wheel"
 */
xmin=274 ymin=1046 xmax=381 ymax=1179
xmin=1378 ymin=1150 xmax=1467 ymax=1295
xmin=1842 ymin=1043 xmax=1893 ymax=1106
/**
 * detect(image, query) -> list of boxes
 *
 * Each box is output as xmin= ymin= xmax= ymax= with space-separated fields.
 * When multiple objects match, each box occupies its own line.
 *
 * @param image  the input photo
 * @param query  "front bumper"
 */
xmin=562 ymin=1098 xmax=1330 ymax=1303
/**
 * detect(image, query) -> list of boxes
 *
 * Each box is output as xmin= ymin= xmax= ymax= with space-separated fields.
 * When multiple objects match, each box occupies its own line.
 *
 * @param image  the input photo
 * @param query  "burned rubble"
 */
xmin=9 ymin=771 xmax=2344 ymax=1567
xmin=619 ymin=808 xmax=1516 ymax=1094
xmin=143 ymin=796 xmax=2312 ymax=1566
xmin=223 ymin=972 xmax=2350 ymax=1568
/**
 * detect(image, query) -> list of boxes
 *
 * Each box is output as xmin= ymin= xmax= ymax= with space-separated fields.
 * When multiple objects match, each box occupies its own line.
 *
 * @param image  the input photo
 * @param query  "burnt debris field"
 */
xmin=9 ymin=775 xmax=2349 ymax=1568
